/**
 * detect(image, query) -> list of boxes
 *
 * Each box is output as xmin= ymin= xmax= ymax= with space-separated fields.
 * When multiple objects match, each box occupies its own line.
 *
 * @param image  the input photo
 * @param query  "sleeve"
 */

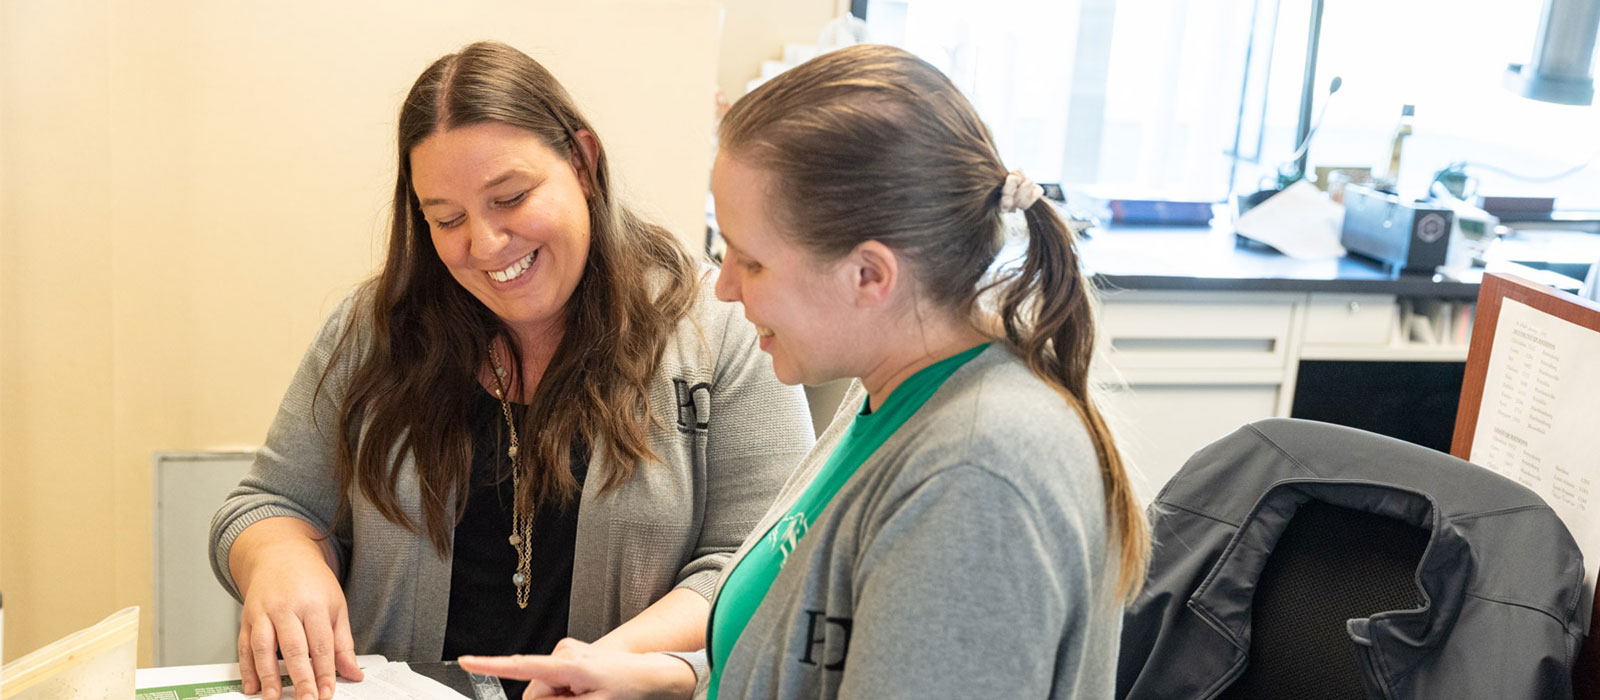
xmin=672 ymin=295 xmax=816 ymax=599
xmin=837 ymin=465 xmax=1083 ymax=699
xmin=208 ymin=293 xmax=363 ymax=601
xmin=659 ymin=650 xmax=711 ymax=699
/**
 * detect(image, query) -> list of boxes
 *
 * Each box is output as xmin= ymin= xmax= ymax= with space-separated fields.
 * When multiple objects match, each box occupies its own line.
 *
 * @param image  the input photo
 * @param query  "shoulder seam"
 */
xmin=874 ymin=461 xmax=1044 ymax=535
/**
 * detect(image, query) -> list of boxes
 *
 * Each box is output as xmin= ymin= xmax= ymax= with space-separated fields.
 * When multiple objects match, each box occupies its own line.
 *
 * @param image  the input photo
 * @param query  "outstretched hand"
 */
xmin=459 ymin=638 xmax=697 ymax=700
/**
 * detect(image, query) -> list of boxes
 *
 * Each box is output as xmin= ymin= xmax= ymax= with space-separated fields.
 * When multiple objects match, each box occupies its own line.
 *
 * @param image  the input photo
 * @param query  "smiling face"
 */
xmin=410 ymin=121 xmax=595 ymax=341
xmin=712 ymin=153 xmax=862 ymax=386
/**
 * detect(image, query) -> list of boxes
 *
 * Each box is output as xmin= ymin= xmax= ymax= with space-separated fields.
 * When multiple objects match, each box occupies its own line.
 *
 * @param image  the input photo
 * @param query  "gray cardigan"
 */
xmin=701 ymin=345 xmax=1122 ymax=699
xmin=209 ymin=274 xmax=815 ymax=662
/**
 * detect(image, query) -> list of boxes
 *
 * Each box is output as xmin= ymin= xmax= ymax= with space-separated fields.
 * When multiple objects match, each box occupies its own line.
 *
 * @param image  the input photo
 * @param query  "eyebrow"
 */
xmin=418 ymin=170 xmax=529 ymax=208
xmin=719 ymin=231 xmax=749 ymax=259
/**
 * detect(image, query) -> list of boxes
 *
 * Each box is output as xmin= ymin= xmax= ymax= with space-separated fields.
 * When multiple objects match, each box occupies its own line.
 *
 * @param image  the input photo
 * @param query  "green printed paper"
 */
xmin=136 ymin=675 xmax=286 ymax=700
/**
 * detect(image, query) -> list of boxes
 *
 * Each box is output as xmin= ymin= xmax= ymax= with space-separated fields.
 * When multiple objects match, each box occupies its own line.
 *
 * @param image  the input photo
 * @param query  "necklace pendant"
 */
xmin=508 ymin=533 xmax=523 ymax=546
xmin=507 ymin=445 xmax=518 ymax=459
xmin=495 ymin=366 xmax=507 ymax=379
xmin=512 ymin=572 xmax=528 ymax=586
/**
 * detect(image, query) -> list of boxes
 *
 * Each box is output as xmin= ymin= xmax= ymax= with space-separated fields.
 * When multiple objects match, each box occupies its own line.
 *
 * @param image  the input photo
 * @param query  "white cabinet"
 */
xmin=1099 ymin=292 xmax=1298 ymax=371
xmin=1095 ymin=290 xmax=1303 ymax=499
xmin=1095 ymin=289 xmax=1466 ymax=501
xmin=1302 ymin=293 xmax=1396 ymax=345
xmin=1102 ymin=381 xmax=1282 ymax=501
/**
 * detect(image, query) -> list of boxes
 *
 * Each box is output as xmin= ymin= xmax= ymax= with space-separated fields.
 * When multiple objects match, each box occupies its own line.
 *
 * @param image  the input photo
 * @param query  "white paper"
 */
xmin=1470 ymin=298 xmax=1600 ymax=594
xmin=203 ymin=661 xmax=471 ymax=700
xmin=1234 ymin=180 xmax=1348 ymax=260
xmin=135 ymin=655 xmax=389 ymax=690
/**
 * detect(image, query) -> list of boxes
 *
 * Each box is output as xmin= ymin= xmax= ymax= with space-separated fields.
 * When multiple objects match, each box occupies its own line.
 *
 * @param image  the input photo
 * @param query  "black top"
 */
xmin=442 ymin=390 xmax=588 ymax=672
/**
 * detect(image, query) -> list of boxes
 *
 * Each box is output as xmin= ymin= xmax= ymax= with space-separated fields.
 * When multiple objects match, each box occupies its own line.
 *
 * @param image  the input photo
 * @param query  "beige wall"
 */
xmin=717 ymin=0 xmax=844 ymax=101
xmin=1 ymin=0 xmax=122 ymax=664
xmin=0 ymin=0 xmax=724 ymax=666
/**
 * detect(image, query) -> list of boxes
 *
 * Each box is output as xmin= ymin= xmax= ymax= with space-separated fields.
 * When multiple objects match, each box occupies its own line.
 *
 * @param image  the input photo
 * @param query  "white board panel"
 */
xmin=153 ymin=451 xmax=255 ymax=666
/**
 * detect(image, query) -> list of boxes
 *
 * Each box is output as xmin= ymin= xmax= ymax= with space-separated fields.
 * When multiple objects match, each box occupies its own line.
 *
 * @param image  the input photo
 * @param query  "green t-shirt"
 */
xmin=706 ymin=343 xmax=990 ymax=699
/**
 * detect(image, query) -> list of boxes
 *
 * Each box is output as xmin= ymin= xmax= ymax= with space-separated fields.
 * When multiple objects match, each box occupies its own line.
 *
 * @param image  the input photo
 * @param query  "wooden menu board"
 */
xmin=1451 ymin=272 xmax=1600 ymax=697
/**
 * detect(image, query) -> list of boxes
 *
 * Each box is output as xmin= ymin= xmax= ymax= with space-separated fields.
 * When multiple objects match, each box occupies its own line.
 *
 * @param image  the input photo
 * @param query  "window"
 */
xmin=864 ymin=0 xmax=1600 ymax=209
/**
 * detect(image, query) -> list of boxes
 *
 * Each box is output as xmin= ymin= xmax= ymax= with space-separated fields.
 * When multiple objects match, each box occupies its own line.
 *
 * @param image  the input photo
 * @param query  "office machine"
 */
xmin=1340 ymin=185 xmax=1454 ymax=275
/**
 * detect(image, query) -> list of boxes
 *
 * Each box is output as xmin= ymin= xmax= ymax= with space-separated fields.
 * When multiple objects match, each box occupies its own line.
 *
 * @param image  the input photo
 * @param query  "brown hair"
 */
xmin=324 ymin=41 xmax=699 ymax=555
xmin=719 ymin=44 xmax=1148 ymax=600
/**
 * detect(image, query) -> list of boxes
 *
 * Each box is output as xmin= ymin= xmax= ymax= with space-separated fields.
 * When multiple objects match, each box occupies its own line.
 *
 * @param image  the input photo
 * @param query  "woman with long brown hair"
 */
xmin=460 ymin=43 xmax=1149 ymax=700
xmin=209 ymin=41 xmax=815 ymax=700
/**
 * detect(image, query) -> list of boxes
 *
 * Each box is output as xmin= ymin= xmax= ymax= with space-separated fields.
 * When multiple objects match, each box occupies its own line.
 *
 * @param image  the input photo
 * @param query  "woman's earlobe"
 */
xmin=570 ymin=152 xmax=594 ymax=199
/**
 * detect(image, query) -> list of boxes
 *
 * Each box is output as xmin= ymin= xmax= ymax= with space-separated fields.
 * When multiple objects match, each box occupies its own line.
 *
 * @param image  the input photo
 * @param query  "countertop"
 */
xmin=1077 ymin=222 xmax=1485 ymax=300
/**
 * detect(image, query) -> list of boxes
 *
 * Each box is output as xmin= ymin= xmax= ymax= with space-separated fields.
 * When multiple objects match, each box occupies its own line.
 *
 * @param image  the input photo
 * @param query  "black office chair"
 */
xmin=1116 ymin=418 xmax=1587 ymax=700
xmin=1217 ymin=500 xmax=1429 ymax=700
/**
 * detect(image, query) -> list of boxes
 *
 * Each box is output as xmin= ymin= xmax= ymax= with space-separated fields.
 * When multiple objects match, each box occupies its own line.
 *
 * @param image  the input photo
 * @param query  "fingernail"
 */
xmin=321 ymin=682 xmax=333 ymax=698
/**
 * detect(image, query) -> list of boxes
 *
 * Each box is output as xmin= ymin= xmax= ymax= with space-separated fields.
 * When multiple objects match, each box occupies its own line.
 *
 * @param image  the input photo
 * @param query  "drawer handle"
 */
xmin=1110 ymin=338 xmax=1277 ymax=353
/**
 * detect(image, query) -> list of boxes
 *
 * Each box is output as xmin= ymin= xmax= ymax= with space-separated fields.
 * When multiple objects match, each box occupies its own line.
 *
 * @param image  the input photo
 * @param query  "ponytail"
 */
xmin=996 ymin=200 xmax=1149 ymax=602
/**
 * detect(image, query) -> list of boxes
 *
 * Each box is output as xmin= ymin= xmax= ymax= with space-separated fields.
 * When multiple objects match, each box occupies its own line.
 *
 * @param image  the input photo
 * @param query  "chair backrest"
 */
xmin=1216 ymin=501 xmax=1429 ymax=700
xmin=1117 ymin=417 xmax=1586 ymax=700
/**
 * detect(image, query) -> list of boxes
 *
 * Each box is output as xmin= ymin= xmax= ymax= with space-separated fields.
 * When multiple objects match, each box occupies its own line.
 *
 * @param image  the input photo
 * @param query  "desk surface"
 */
xmin=135 ymin=657 xmax=500 ymax=700
xmin=1078 ymin=224 xmax=1485 ymax=299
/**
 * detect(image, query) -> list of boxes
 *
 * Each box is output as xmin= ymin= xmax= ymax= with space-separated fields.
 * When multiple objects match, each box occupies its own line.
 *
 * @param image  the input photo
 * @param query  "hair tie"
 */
xmin=1000 ymin=170 xmax=1043 ymax=213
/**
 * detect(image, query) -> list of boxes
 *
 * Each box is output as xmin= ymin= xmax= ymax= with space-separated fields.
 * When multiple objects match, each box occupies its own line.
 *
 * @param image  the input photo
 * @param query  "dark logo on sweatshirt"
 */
xmin=799 ymin=610 xmax=852 ymax=670
xmin=673 ymin=379 xmax=711 ymax=433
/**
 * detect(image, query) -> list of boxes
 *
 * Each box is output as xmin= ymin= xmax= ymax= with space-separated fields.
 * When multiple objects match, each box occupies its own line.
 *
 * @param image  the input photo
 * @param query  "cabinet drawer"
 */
xmin=1303 ymin=293 xmax=1395 ymax=345
xmin=1099 ymin=295 xmax=1296 ymax=370
xmin=1101 ymin=382 xmax=1283 ymax=498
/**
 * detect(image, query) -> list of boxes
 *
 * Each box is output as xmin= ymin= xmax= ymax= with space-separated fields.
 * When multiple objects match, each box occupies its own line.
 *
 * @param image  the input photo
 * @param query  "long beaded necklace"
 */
xmin=489 ymin=347 xmax=535 ymax=609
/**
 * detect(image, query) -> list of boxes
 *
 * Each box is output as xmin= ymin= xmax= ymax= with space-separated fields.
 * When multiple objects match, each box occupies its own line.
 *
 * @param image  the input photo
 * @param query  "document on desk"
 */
xmin=1233 ymin=180 xmax=1347 ymax=259
xmin=1469 ymin=298 xmax=1600 ymax=591
xmin=136 ymin=661 xmax=489 ymax=700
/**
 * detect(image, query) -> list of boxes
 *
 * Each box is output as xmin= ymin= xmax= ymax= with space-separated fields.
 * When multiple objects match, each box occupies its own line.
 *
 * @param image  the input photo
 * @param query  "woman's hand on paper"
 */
xmin=459 ymin=638 xmax=696 ymax=700
xmin=231 ymin=517 xmax=364 ymax=700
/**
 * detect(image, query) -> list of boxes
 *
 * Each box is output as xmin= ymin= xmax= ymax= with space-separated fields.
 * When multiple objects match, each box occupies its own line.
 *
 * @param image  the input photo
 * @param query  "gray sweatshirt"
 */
xmin=702 ymin=345 xmax=1122 ymax=699
xmin=209 ymin=274 xmax=815 ymax=662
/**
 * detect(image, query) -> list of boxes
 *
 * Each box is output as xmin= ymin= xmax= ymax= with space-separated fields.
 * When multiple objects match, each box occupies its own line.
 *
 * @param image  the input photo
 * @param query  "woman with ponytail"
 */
xmin=461 ymin=43 xmax=1149 ymax=700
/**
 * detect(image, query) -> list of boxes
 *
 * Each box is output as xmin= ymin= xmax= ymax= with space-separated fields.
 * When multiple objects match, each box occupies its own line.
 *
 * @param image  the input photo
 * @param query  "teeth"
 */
xmin=489 ymin=251 xmax=536 ymax=283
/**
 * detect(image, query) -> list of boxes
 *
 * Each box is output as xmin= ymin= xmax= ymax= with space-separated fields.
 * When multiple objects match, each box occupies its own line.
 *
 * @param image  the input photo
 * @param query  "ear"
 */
xmin=845 ymin=240 xmax=899 ymax=308
xmin=569 ymin=129 xmax=601 ymax=198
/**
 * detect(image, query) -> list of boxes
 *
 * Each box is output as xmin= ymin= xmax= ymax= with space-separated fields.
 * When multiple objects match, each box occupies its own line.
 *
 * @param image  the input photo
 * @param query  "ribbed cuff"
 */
xmin=211 ymin=506 xmax=319 ymax=600
xmin=674 ymin=568 xmax=721 ymax=602
xmin=659 ymin=650 xmax=709 ymax=699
